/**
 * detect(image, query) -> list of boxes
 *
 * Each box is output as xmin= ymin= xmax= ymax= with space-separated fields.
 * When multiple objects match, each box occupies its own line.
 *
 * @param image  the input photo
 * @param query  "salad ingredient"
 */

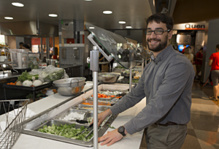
xmin=22 ymin=80 xmax=33 ymax=87
xmin=16 ymin=81 xmax=22 ymax=86
xmin=33 ymin=80 xmax=43 ymax=86
xmin=38 ymin=124 xmax=93 ymax=141
xmin=17 ymin=71 xmax=39 ymax=82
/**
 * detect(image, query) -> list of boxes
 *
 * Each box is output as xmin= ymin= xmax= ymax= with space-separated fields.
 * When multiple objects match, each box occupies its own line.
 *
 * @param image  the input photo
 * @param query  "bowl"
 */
xmin=98 ymin=73 xmax=120 ymax=83
xmin=53 ymin=77 xmax=86 ymax=96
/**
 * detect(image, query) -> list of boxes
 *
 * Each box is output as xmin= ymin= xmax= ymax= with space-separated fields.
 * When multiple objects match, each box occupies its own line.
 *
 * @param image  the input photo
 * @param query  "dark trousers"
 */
xmin=145 ymin=124 xmax=187 ymax=149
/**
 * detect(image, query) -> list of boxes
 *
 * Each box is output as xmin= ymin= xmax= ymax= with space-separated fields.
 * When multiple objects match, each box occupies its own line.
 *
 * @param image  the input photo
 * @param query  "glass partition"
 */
xmin=85 ymin=23 xmax=144 ymax=69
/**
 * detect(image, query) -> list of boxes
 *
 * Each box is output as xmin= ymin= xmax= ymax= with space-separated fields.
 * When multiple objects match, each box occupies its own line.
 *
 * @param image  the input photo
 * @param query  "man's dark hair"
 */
xmin=146 ymin=13 xmax=174 ymax=30
xmin=23 ymin=43 xmax=30 ymax=49
xmin=216 ymin=44 xmax=219 ymax=49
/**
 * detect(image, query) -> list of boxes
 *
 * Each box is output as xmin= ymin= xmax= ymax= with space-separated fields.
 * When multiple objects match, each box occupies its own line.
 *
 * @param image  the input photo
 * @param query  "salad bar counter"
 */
xmin=18 ymin=84 xmax=129 ymax=147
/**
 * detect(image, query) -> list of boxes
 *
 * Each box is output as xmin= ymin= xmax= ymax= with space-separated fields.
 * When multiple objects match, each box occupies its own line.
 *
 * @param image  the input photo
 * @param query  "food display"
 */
xmin=56 ymin=108 xmax=88 ymax=122
xmin=38 ymin=122 xmax=93 ymax=141
xmin=53 ymin=77 xmax=86 ymax=96
xmin=98 ymin=73 xmax=120 ymax=83
xmin=19 ymin=86 xmax=127 ymax=147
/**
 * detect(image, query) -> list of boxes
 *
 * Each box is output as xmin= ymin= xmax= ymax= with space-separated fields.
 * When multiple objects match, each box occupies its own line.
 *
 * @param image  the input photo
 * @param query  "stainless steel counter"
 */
xmin=0 ymin=70 xmax=19 ymax=80
xmin=0 ymin=83 xmax=145 ymax=149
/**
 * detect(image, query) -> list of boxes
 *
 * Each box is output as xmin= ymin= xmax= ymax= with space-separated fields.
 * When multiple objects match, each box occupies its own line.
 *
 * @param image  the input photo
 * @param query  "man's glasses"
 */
xmin=146 ymin=28 xmax=170 ymax=35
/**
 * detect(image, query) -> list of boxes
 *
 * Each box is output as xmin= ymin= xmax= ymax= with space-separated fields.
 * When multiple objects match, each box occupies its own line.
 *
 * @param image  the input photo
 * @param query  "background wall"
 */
xmin=202 ymin=18 xmax=219 ymax=82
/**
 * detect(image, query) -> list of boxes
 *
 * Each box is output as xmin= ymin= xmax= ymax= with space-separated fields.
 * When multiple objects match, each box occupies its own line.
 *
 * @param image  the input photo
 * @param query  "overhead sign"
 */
xmin=173 ymin=22 xmax=206 ymax=30
xmin=185 ymin=24 xmax=205 ymax=30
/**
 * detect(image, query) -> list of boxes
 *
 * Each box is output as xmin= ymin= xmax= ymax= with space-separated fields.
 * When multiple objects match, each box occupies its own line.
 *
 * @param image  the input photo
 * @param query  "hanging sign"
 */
xmin=173 ymin=22 xmax=206 ymax=30
xmin=185 ymin=24 xmax=205 ymax=30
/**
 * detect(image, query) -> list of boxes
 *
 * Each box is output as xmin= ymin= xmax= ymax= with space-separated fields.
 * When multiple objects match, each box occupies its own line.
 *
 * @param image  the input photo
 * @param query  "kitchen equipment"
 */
xmin=9 ymin=49 xmax=29 ymax=69
xmin=0 ymin=99 xmax=29 ymax=149
xmin=98 ymin=73 xmax=120 ymax=83
xmin=121 ymin=70 xmax=136 ymax=78
xmin=46 ymin=59 xmax=57 ymax=67
xmin=0 ymin=47 xmax=10 ymax=63
xmin=53 ymin=77 xmax=86 ymax=96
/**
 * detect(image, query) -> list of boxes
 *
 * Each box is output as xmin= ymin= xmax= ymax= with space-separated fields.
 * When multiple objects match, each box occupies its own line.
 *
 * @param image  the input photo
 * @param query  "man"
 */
xmin=19 ymin=42 xmax=24 ymax=49
xmin=97 ymin=13 xmax=195 ymax=148
xmin=208 ymin=44 xmax=219 ymax=101
xmin=195 ymin=47 xmax=203 ymax=79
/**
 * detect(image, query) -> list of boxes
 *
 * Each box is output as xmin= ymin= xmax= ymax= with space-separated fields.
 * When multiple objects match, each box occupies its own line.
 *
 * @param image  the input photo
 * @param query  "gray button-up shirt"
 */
xmin=110 ymin=45 xmax=195 ymax=135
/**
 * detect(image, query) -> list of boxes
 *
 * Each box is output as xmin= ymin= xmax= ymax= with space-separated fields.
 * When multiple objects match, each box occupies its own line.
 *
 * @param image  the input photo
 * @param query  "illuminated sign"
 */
xmin=185 ymin=24 xmax=205 ymax=30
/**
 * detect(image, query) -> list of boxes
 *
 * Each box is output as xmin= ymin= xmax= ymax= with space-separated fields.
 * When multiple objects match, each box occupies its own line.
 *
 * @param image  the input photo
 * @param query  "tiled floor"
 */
xmin=140 ymin=80 xmax=219 ymax=149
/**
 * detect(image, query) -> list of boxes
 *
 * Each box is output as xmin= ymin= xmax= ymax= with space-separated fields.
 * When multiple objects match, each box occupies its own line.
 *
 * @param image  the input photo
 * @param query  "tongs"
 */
xmin=75 ymin=123 xmax=93 ymax=137
xmin=85 ymin=123 xmax=94 ymax=138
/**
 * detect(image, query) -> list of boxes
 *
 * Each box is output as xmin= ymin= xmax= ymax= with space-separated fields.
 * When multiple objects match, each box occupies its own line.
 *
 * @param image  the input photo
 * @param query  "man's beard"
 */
xmin=147 ymin=37 xmax=168 ymax=52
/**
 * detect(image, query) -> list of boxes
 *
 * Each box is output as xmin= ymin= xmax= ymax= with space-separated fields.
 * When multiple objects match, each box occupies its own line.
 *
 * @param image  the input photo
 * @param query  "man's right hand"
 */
xmin=97 ymin=109 xmax=112 ymax=126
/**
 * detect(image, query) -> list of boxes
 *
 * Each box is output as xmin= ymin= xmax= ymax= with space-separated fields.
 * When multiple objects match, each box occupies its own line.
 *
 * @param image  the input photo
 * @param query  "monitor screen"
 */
xmin=178 ymin=45 xmax=189 ymax=52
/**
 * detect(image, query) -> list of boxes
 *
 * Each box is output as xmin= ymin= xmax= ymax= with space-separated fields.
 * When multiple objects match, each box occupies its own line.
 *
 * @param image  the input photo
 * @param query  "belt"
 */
xmin=155 ymin=122 xmax=180 ymax=126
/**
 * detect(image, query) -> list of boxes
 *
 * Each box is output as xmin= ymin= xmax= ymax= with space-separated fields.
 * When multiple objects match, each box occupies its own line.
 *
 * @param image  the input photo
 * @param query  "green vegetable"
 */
xmin=17 ymin=71 xmax=39 ymax=82
xmin=38 ymin=124 xmax=93 ymax=141
xmin=107 ymin=124 xmax=116 ymax=129
xmin=43 ymin=69 xmax=64 ymax=82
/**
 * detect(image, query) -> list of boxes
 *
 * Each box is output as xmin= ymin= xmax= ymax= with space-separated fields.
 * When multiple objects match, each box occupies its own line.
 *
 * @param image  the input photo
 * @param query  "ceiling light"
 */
xmin=84 ymin=0 xmax=92 ymax=1
xmin=12 ymin=2 xmax=24 ymax=7
xmin=49 ymin=14 xmax=58 ymax=17
xmin=103 ymin=11 xmax=112 ymax=14
xmin=4 ymin=17 xmax=13 ymax=20
xmin=126 ymin=26 xmax=132 ymax=29
xmin=119 ymin=21 xmax=126 ymax=24
xmin=89 ymin=27 xmax=95 ymax=29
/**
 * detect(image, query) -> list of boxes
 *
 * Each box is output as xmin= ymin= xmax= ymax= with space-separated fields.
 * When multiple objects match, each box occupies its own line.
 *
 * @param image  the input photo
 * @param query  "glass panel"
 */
xmin=85 ymin=23 xmax=141 ymax=69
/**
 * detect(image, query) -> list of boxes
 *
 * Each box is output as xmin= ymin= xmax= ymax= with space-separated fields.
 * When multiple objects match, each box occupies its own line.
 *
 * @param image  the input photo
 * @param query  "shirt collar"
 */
xmin=151 ymin=45 xmax=173 ymax=64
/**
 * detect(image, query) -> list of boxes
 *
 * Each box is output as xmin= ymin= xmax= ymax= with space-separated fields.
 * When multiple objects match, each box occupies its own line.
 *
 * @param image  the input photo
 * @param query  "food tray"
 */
xmin=22 ymin=115 xmax=117 ymax=147
xmin=75 ymin=104 xmax=111 ymax=112
xmin=34 ymin=120 xmax=93 ymax=143
xmin=3 ymin=82 xmax=53 ymax=91
xmin=54 ymin=108 xmax=89 ymax=122
xmin=86 ymin=97 xmax=118 ymax=105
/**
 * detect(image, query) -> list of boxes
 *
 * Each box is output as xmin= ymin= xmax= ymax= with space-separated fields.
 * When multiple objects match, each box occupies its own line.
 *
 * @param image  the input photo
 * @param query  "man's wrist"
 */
xmin=118 ymin=126 xmax=126 ymax=136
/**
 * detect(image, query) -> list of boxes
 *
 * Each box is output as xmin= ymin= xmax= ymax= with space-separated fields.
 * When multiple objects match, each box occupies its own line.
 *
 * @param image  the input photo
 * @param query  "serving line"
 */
xmin=1 ymin=83 xmax=145 ymax=149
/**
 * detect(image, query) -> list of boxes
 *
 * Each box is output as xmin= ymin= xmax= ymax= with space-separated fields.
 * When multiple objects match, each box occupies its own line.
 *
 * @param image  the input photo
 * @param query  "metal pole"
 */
xmin=129 ymin=67 xmax=132 ymax=92
xmin=90 ymin=46 xmax=99 ymax=149
xmin=141 ymin=58 xmax=144 ymax=75
xmin=93 ymin=71 xmax=98 ymax=149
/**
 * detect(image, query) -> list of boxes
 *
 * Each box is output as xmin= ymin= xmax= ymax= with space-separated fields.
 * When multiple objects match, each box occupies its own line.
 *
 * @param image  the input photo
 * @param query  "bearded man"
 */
xmin=97 ymin=13 xmax=195 ymax=149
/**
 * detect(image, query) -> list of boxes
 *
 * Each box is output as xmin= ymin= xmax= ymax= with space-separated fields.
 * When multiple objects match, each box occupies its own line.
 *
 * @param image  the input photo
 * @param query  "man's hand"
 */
xmin=98 ymin=129 xmax=124 ymax=146
xmin=97 ymin=109 xmax=112 ymax=126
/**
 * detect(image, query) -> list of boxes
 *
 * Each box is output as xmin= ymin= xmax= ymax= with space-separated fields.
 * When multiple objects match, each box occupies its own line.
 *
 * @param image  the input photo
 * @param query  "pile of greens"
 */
xmin=17 ymin=71 xmax=39 ymax=82
xmin=43 ymin=68 xmax=64 ymax=82
xmin=38 ymin=124 xmax=93 ymax=141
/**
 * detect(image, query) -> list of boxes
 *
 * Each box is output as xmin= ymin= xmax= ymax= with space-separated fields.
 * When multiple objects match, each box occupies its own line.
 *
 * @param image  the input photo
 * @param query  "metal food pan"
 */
xmin=54 ymin=108 xmax=89 ymax=121
xmin=33 ymin=119 xmax=86 ymax=131
xmin=87 ymin=97 xmax=113 ymax=102
xmin=75 ymin=104 xmax=110 ymax=112
xmin=31 ymin=119 xmax=94 ymax=146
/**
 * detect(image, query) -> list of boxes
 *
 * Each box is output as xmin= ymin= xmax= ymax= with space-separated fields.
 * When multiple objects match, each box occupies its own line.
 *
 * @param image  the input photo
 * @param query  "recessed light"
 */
xmin=48 ymin=14 xmax=58 ymax=17
xmin=119 ymin=21 xmax=126 ymax=24
xmin=4 ymin=17 xmax=13 ymax=20
xmin=89 ymin=27 xmax=95 ymax=29
xmin=12 ymin=2 xmax=24 ymax=7
xmin=126 ymin=26 xmax=132 ymax=29
xmin=84 ymin=0 xmax=92 ymax=1
xmin=103 ymin=11 xmax=112 ymax=14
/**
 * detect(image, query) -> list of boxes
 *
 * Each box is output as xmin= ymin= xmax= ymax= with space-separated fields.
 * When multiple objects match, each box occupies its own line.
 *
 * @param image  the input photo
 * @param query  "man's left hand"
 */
xmin=98 ymin=129 xmax=124 ymax=146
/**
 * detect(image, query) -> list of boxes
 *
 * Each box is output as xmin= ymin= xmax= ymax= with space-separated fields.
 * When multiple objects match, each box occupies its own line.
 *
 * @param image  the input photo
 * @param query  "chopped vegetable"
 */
xmin=38 ymin=124 xmax=93 ymax=141
xmin=7 ymin=82 xmax=16 ymax=85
